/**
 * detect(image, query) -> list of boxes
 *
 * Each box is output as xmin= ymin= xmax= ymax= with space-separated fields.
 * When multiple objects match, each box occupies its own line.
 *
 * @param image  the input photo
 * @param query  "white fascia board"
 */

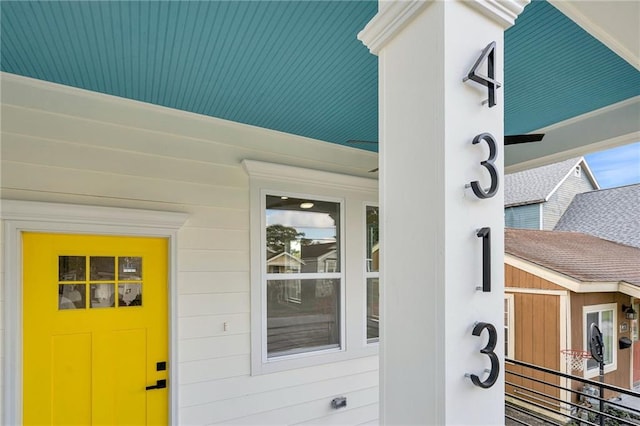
xmin=544 ymin=158 xmax=583 ymax=202
xmin=506 ymin=254 xmax=630 ymax=294
xmin=579 ymin=159 xmax=601 ymax=190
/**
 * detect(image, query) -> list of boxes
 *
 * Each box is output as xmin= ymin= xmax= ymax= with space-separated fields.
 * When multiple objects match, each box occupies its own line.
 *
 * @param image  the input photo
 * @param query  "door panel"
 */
xmin=23 ymin=233 xmax=168 ymax=425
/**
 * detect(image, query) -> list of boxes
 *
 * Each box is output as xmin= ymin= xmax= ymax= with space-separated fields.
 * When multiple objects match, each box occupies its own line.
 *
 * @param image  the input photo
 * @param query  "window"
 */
xmin=574 ymin=165 xmax=581 ymax=177
xmin=265 ymin=195 xmax=342 ymax=358
xmin=584 ymin=303 xmax=617 ymax=377
xmin=245 ymin=160 xmax=378 ymax=374
xmin=504 ymin=294 xmax=514 ymax=359
xmin=366 ymin=205 xmax=379 ymax=343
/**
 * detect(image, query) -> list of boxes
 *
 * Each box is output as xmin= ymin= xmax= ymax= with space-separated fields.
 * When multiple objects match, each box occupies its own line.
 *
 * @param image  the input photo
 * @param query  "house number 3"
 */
xmin=467 ymin=322 xmax=500 ymax=389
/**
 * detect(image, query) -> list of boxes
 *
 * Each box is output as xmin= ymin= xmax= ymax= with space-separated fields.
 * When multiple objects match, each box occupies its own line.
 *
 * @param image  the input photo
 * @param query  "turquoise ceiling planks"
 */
xmin=1 ymin=1 xmax=639 ymax=151
xmin=504 ymin=0 xmax=640 ymax=135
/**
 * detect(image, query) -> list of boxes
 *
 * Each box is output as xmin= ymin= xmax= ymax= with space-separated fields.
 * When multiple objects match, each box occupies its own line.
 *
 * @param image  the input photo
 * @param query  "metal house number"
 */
xmin=464 ymin=42 xmax=501 ymax=389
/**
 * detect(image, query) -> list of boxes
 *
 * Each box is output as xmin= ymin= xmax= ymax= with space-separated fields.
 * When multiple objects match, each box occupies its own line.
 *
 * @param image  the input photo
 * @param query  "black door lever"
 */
xmin=146 ymin=379 xmax=166 ymax=390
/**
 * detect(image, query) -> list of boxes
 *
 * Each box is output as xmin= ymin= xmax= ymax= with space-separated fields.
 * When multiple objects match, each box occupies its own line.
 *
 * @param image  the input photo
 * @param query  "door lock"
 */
xmin=145 ymin=379 xmax=166 ymax=390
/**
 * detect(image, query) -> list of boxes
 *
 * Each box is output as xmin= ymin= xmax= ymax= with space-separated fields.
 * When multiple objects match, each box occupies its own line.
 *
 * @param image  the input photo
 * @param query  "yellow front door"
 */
xmin=23 ymin=233 xmax=168 ymax=425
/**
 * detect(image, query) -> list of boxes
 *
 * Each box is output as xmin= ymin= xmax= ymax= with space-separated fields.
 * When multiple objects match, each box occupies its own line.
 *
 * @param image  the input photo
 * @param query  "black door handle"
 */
xmin=146 ymin=379 xmax=166 ymax=390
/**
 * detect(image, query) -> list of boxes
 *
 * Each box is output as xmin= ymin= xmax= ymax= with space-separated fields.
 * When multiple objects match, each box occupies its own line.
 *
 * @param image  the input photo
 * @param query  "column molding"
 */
xmin=358 ymin=0 xmax=529 ymax=55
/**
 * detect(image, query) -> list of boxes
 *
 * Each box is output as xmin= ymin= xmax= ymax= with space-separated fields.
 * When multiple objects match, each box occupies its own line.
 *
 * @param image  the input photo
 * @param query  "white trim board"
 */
xmin=505 ymin=254 xmax=636 ymax=296
xmin=0 ymin=199 xmax=188 ymax=425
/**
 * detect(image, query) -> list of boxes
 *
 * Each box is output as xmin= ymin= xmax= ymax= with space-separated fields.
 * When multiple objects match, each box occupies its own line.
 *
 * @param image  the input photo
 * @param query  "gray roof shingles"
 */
xmin=505 ymin=229 xmax=640 ymax=286
xmin=504 ymin=157 xmax=583 ymax=207
xmin=554 ymin=184 xmax=640 ymax=249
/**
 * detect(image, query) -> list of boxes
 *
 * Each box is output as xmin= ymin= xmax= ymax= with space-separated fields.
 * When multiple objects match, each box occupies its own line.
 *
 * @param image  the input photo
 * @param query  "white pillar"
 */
xmin=359 ymin=1 xmax=528 ymax=424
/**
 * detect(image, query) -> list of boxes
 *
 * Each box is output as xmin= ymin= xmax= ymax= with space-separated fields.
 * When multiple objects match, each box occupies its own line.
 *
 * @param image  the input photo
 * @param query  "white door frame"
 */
xmin=1 ymin=200 xmax=188 ymax=425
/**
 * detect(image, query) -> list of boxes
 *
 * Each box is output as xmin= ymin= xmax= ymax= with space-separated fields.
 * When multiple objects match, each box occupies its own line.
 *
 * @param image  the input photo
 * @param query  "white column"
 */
xmin=359 ymin=1 xmax=528 ymax=424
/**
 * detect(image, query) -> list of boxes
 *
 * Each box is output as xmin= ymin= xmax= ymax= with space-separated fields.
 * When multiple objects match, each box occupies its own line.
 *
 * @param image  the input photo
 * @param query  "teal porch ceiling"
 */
xmin=1 ymin=1 xmax=639 ymax=151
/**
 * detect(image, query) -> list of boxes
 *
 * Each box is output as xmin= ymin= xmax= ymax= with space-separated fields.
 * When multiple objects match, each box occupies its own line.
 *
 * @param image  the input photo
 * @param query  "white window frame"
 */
xmin=583 ymin=303 xmax=617 ymax=378
xmin=244 ymin=160 xmax=378 ymax=375
xmin=365 ymin=203 xmax=380 ymax=344
xmin=504 ymin=294 xmax=515 ymax=359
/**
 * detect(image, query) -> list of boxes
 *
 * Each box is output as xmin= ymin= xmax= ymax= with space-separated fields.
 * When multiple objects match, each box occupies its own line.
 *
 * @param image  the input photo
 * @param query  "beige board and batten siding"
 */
xmin=505 ymin=264 xmax=563 ymax=410
xmin=0 ymin=73 xmax=379 ymax=425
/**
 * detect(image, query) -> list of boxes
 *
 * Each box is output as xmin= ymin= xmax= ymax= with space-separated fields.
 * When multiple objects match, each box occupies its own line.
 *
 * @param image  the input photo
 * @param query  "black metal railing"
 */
xmin=505 ymin=358 xmax=640 ymax=425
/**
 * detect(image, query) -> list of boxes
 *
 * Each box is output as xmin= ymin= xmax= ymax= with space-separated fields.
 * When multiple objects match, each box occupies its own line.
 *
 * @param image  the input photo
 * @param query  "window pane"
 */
xmin=586 ymin=312 xmax=599 ymax=370
xmin=90 ymin=257 xmax=115 ymax=281
xmin=366 ymin=206 xmax=379 ymax=272
xmin=367 ymin=278 xmax=379 ymax=341
xmin=504 ymin=298 xmax=509 ymax=357
xmin=267 ymin=279 xmax=340 ymax=356
xmin=601 ymin=310 xmax=614 ymax=365
xmin=90 ymin=283 xmax=115 ymax=308
xmin=59 ymin=256 xmax=86 ymax=281
xmin=118 ymin=283 xmax=142 ymax=307
xmin=119 ymin=257 xmax=142 ymax=280
xmin=266 ymin=195 xmax=340 ymax=274
xmin=59 ymin=284 xmax=86 ymax=310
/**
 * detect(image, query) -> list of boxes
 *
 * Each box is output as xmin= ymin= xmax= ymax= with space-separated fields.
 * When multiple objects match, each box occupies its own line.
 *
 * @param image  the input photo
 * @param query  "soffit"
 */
xmin=1 ymin=1 xmax=638 ymax=160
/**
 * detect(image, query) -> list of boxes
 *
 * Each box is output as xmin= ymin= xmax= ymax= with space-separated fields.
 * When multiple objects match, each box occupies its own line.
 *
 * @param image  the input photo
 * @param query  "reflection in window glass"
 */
xmin=366 ymin=206 xmax=379 ymax=272
xmin=367 ymin=278 xmax=379 ymax=340
xmin=59 ymin=256 xmax=86 ymax=281
xmin=90 ymin=283 xmax=115 ymax=308
xmin=119 ymin=257 xmax=142 ymax=280
xmin=118 ymin=283 xmax=142 ymax=307
xmin=366 ymin=205 xmax=380 ymax=342
xmin=90 ymin=257 xmax=115 ymax=281
xmin=267 ymin=279 xmax=340 ymax=357
xmin=266 ymin=195 xmax=340 ymax=274
xmin=586 ymin=308 xmax=614 ymax=371
xmin=59 ymin=284 xmax=86 ymax=310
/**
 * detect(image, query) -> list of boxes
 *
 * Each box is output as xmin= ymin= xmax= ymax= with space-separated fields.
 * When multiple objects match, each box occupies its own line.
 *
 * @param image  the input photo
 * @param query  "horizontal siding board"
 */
xmin=178 ymin=271 xmax=249 ymax=294
xmin=179 ymin=313 xmax=250 ymax=340
xmin=182 ymin=207 xmax=248 ymax=230
xmin=293 ymin=400 xmax=379 ymax=426
xmin=1 ymin=83 xmax=377 ymax=171
xmin=178 ymin=355 xmax=251 ymax=385
xmin=1 ymin=161 xmax=248 ymax=209
xmin=1 ymin=105 xmax=376 ymax=177
xmin=179 ymin=333 xmax=250 ymax=363
xmin=178 ymin=249 xmax=249 ymax=272
xmin=1 ymin=132 xmax=248 ymax=188
xmin=180 ymin=370 xmax=379 ymax=425
xmin=178 ymin=228 xmax=249 ymax=251
xmin=229 ymin=389 xmax=378 ymax=425
xmin=180 ymin=356 xmax=378 ymax=406
xmin=178 ymin=293 xmax=250 ymax=318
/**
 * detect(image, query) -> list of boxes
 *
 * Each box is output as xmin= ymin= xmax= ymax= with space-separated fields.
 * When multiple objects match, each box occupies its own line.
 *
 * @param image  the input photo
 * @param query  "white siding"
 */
xmin=0 ymin=74 xmax=379 ymax=425
xmin=543 ymin=166 xmax=596 ymax=230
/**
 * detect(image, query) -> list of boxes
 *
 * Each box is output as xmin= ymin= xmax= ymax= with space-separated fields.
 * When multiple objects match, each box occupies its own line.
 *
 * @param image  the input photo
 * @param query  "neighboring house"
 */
xmin=301 ymin=242 xmax=338 ymax=273
xmin=505 ymin=157 xmax=599 ymax=230
xmin=504 ymin=229 xmax=640 ymax=411
xmin=555 ymin=183 xmax=640 ymax=249
xmin=266 ymin=251 xmax=305 ymax=274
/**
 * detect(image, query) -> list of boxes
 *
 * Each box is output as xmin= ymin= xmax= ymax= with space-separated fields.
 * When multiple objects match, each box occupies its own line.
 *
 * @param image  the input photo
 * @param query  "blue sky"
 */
xmin=585 ymin=142 xmax=640 ymax=189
